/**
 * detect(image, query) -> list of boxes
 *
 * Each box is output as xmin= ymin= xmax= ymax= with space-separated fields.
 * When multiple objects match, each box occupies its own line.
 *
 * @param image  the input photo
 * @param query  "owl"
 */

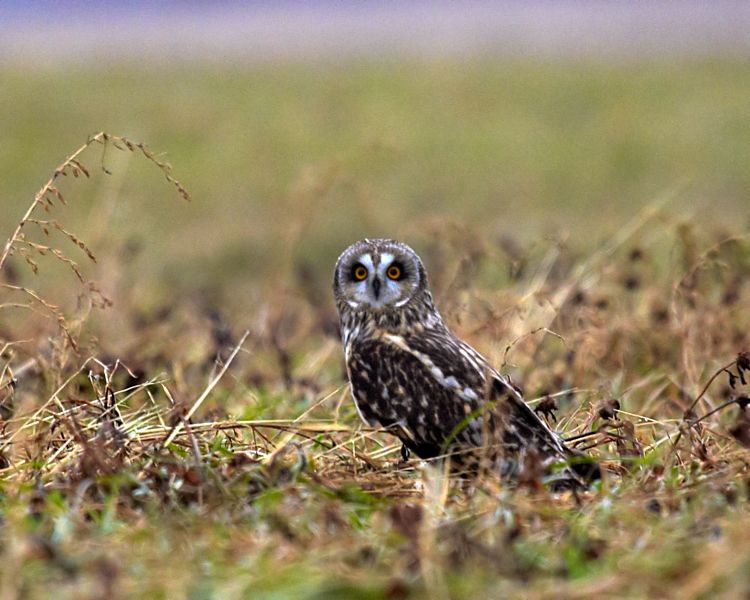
xmin=332 ymin=238 xmax=599 ymax=488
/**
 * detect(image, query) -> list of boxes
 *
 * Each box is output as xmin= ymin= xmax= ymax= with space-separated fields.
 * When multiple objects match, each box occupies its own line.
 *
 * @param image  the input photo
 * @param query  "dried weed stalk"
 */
xmin=0 ymin=132 xmax=189 ymax=350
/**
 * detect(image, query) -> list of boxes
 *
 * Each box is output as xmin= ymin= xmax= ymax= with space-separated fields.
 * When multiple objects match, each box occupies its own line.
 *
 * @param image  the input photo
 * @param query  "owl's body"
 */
xmin=333 ymin=239 xmax=598 ymax=487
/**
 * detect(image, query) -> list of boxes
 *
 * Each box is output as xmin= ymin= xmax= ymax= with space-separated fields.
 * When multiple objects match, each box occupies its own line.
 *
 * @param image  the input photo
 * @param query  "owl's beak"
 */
xmin=371 ymin=277 xmax=381 ymax=299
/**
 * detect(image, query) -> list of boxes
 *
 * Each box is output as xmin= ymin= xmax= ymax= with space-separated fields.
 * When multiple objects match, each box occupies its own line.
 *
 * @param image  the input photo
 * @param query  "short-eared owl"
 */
xmin=333 ymin=238 xmax=598 ymax=487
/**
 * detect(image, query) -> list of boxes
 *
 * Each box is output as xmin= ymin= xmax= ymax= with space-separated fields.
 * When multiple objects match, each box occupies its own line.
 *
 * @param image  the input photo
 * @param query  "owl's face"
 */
xmin=333 ymin=239 xmax=426 ymax=311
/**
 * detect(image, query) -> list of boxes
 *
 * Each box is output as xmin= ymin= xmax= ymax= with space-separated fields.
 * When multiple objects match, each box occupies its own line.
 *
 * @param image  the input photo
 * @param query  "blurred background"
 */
xmin=4 ymin=6 xmax=750 ymax=597
xmin=1 ymin=1 xmax=749 ymax=346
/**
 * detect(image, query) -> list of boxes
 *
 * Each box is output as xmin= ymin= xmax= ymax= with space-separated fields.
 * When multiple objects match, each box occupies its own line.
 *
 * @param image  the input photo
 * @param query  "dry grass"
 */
xmin=1 ymin=131 xmax=750 ymax=599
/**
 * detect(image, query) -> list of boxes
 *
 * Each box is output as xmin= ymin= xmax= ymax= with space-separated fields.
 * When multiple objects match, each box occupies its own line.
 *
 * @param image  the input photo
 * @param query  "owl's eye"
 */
xmin=352 ymin=264 xmax=368 ymax=281
xmin=386 ymin=264 xmax=402 ymax=280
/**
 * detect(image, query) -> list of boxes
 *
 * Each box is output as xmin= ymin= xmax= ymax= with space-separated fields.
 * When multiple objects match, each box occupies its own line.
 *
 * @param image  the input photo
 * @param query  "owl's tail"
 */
xmin=494 ymin=378 xmax=601 ymax=489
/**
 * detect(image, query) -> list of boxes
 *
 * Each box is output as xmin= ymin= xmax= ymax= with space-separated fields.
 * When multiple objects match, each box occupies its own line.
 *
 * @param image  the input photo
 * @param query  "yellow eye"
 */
xmin=386 ymin=265 xmax=402 ymax=280
xmin=353 ymin=265 xmax=368 ymax=281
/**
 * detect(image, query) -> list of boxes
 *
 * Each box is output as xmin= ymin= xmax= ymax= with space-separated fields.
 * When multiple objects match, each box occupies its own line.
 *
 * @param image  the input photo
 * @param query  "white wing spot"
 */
xmin=443 ymin=376 xmax=459 ymax=388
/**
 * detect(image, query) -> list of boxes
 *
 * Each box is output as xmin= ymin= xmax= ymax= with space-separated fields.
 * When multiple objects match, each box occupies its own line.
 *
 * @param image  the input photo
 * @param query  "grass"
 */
xmin=1 ymin=58 xmax=750 ymax=598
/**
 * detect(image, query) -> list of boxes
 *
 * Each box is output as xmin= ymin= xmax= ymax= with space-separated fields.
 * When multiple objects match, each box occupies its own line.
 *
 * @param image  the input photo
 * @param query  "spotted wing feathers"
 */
xmin=346 ymin=326 xmax=594 ymax=485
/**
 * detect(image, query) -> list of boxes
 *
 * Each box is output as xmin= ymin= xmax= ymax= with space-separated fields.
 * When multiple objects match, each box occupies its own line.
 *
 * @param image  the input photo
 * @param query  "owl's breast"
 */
xmin=345 ymin=337 xmax=403 ymax=427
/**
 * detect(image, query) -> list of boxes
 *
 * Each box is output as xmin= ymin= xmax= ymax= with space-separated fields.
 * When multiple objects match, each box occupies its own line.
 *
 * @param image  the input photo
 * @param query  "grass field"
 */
xmin=1 ymin=59 xmax=750 ymax=598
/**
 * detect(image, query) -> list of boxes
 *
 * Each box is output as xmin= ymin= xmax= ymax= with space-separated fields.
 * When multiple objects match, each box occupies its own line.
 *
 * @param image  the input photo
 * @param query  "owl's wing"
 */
xmin=348 ymin=327 xmax=598 ymax=486
xmin=398 ymin=329 xmax=570 ymax=454
xmin=399 ymin=329 xmax=601 ymax=485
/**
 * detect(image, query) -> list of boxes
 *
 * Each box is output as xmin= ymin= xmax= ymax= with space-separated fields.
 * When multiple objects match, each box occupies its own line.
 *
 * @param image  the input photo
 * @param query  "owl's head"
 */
xmin=333 ymin=238 xmax=429 ymax=312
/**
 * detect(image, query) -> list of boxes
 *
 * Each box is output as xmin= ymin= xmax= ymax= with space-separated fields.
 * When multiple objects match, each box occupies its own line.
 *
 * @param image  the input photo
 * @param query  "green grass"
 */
xmin=1 ymin=58 xmax=750 ymax=598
